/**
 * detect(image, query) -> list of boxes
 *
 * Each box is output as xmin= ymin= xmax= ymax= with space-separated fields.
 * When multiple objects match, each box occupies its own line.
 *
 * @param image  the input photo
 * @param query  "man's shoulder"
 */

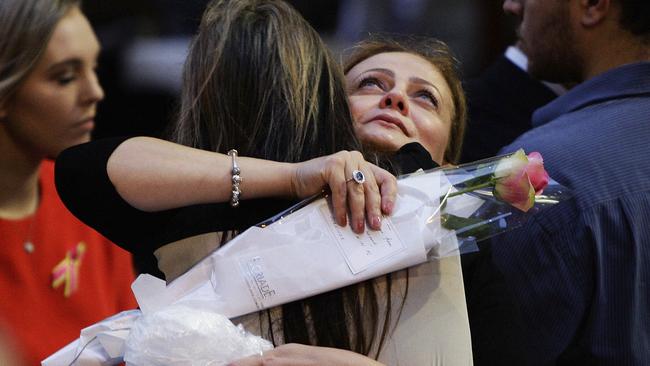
xmin=502 ymin=94 xmax=650 ymax=194
xmin=503 ymin=92 xmax=650 ymax=155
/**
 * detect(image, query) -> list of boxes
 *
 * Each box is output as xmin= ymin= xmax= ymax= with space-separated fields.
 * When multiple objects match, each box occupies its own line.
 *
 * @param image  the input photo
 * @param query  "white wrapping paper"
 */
xmin=141 ymin=170 xmax=467 ymax=319
xmin=43 ymin=169 xmax=477 ymax=365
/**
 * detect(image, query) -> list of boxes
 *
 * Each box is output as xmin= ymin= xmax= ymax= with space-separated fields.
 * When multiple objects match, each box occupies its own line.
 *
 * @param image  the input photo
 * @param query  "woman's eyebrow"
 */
xmin=362 ymin=68 xmax=393 ymax=77
xmin=46 ymin=59 xmax=82 ymax=73
xmin=46 ymin=47 xmax=101 ymax=73
xmin=410 ymin=76 xmax=442 ymax=97
xmin=352 ymin=67 xmax=394 ymax=82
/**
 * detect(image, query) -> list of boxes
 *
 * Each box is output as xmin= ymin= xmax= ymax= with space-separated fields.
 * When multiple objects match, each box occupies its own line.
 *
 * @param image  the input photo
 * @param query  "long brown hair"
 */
xmin=0 ymin=0 xmax=80 ymax=108
xmin=170 ymin=0 xmax=357 ymax=163
xmin=169 ymin=0 xmax=395 ymax=358
xmin=345 ymin=35 xmax=467 ymax=164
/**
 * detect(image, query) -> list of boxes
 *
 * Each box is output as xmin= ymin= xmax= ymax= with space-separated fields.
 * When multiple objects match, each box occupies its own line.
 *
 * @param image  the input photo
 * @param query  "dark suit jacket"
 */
xmin=461 ymin=55 xmax=558 ymax=163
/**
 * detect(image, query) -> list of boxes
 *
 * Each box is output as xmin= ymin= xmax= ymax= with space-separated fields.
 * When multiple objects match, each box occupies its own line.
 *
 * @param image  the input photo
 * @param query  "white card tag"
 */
xmin=319 ymin=205 xmax=406 ymax=274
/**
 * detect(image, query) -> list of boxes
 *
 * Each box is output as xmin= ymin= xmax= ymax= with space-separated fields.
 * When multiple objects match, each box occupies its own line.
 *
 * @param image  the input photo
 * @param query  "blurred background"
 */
xmin=83 ymin=0 xmax=517 ymax=139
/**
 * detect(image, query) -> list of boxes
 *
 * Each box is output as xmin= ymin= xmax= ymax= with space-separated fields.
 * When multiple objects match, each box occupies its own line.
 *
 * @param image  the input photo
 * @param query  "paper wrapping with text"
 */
xmin=133 ymin=170 xmax=462 ymax=319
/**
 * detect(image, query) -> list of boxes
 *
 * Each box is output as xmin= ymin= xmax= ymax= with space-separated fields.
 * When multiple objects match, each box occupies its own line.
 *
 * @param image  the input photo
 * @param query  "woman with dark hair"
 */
xmin=0 ymin=0 xmax=137 ymax=364
xmin=55 ymin=0 xmax=408 ymax=364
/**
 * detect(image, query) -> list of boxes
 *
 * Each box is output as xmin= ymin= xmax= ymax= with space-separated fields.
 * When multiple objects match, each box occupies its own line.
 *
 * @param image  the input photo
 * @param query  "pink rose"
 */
xmin=494 ymin=169 xmax=536 ymax=212
xmin=443 ymin=149 xmax=551 ymax=213
xmin=492 ymin=149 xmax=549 ymax=212
xmin=525 ymin=152 xmax=550 ymax=194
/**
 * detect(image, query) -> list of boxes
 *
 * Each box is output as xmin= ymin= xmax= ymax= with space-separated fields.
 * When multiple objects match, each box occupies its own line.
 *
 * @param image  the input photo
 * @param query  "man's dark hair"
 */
xmin=618 ymin=0 xmax=650 ymax=38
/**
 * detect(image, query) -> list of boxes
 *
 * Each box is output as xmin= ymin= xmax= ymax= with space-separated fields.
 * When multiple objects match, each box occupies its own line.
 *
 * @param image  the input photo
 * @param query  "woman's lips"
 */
xmin=75 ymin=117 xmax=95 ymax=132
xmin=366 ymin=113 xmax=409 ymax=136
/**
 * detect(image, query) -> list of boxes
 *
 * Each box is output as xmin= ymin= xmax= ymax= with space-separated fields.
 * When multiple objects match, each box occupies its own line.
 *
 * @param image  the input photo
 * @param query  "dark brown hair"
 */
xmin=170 ymin=0 xmax=358 ymax=163
xmin=345 ymin=35 xmax=467 ymax=164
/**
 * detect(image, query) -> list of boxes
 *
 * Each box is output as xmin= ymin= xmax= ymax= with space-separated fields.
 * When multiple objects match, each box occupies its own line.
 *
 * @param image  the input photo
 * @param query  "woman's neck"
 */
xmin=0 ymin=129 xmax=42 ymax=219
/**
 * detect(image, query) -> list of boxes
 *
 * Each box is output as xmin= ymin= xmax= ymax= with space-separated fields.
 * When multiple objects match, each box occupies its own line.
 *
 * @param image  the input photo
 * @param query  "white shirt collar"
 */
xmin=504 ymin=45 xmax=528 ymax=71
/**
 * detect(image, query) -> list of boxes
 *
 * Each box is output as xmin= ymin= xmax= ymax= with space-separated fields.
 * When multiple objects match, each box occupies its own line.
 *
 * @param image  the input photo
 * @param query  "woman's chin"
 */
xmin=358 ymin=134 xmax=406 ymax=154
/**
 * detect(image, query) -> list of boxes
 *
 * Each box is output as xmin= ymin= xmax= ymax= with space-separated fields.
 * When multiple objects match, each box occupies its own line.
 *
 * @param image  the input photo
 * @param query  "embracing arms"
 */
xmin=107 ymin=137 xmax=396 ymax=232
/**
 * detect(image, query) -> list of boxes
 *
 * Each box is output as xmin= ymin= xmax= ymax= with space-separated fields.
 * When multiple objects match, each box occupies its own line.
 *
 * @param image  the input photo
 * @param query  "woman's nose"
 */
xmin=379 ymin=92 xmax=409 ymax=115
xmin=81 ymin=70 xmax=104 ymax=104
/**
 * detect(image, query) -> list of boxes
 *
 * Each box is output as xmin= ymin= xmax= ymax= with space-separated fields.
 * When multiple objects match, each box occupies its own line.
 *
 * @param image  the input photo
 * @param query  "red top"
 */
xmin=0 ymin=160 xmax=137 ymax=365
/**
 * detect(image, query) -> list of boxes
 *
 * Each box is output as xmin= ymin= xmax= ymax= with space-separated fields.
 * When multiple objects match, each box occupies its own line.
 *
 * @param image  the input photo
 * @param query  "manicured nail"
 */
xmin=355 ymin=220 xmax=365 ymax=233
xmin=382 ymin=201 xmax=394 ymax=215
xmin=371 ymin=215 xmax=381 ymax=230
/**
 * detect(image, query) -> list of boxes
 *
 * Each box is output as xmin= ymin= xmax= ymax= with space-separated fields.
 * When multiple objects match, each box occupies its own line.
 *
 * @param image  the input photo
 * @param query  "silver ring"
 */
xmin=347 ymin=170 xmax=366 ymax=184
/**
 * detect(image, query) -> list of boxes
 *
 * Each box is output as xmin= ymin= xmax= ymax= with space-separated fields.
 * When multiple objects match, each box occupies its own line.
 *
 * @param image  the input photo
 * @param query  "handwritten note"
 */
xmin=319 ymin=205 xmax=406 ymax=274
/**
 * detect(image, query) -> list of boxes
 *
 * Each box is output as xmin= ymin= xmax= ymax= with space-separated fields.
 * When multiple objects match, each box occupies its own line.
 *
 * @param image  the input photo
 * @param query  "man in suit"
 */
xmin=492 ymin=0 xmax=650 ymax=364
xmin=460 ymin=43 xmax=564 ymax=162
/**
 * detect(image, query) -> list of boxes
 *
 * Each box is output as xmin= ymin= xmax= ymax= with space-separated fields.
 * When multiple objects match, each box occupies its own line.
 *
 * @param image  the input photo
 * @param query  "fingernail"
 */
xmin=371 ymin=215 xmax=381 ymax=230
xmin=355 ymin=220 xmax=365 ymax=233
xmin=382 ymin=201 xmax=394 ymax=214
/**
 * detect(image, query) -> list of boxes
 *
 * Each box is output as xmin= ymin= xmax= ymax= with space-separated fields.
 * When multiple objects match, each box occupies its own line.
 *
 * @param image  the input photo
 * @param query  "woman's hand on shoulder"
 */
xmin=228 ymin=343 xmax=385 ymax=366
xmin=291 ymin=151 xmax=396 ymax=234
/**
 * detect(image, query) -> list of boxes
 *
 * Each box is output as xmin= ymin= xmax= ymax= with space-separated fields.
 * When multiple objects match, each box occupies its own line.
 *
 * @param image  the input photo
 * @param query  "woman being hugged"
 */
xmin=344 ymin=36 xmax=526 ymax=365
xmin=0 ymin=0 xmax=137 ymax=364
xmin=345 ymin=36 xmax=466 ymax=170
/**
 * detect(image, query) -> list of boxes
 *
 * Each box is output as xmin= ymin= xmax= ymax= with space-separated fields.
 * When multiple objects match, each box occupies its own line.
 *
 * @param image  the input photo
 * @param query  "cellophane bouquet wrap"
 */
xmin=424 ymin=149 xmax=570 ymax=255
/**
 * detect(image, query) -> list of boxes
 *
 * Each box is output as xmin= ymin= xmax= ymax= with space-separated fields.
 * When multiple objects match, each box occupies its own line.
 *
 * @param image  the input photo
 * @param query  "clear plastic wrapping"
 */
xmin=123 ymin=302 xmax=273 ymax=366
xmin=421 ymin=149 xmax=571 ymax=255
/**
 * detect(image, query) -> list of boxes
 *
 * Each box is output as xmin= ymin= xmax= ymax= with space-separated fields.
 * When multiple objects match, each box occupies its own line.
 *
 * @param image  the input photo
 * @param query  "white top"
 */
xmin=233 ymin=255 xmax=473 ymax=366
xmin=505 ymin=45 xmax=529 ymax=72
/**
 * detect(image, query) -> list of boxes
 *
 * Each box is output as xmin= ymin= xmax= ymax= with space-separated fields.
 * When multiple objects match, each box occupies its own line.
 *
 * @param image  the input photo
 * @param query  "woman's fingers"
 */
xmin=369 ymin=164 xmax=397 ymax=216
xmin=228 ymin=354 xmax=261 ymax=366
xmin=227 ymin=347 xmax=305 ymax=366
xmin=228 ymin=344 xmax=386 ymax=366
xmin=319 ymin=152 xmax=348 ymax=228
xmin=292 ymin=151 xmax=397 ymax=233
xmin=357 ymin=162 xmax=382 ymax=231
xmin=343 ymin=151 xmax=368 ymax=234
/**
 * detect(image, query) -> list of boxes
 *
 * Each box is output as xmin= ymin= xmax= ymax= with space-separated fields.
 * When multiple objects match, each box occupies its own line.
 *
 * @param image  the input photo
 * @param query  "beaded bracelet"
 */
xmin=227 ymin=149 xmax=241 ymax=207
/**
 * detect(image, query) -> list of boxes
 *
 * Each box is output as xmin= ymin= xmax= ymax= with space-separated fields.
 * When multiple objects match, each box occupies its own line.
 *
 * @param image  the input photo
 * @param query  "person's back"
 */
xmin=494 ymin=0 xmax=650 ymax=363
xmin=496 ymin=63 xmax=650 ymax=364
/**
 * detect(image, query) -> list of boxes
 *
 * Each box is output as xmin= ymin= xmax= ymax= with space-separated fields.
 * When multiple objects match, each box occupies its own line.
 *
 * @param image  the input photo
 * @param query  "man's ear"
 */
xmin=580 ymin=0 xmax=611 ymax=27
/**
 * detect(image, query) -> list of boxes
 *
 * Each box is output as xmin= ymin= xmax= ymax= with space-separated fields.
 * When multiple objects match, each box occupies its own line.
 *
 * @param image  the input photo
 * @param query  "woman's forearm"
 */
xmin=107 ymin=137 xmax=295 ymax=212
xmin=106 ymin=137 xmax=397 ymax=233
